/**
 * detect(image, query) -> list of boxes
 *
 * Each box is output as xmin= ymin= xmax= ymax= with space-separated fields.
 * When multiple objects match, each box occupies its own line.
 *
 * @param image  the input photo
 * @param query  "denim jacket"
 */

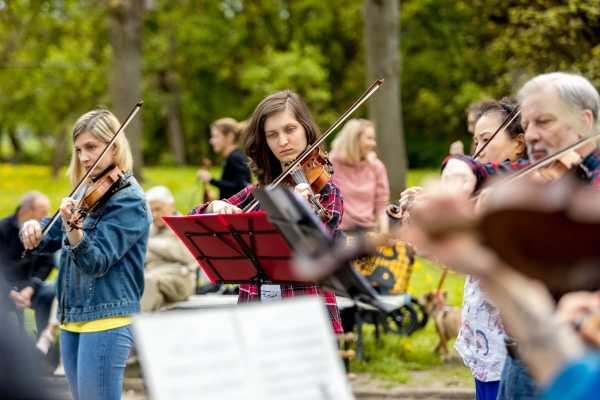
xmin=36 ymin=173 xmax=151 ymax=323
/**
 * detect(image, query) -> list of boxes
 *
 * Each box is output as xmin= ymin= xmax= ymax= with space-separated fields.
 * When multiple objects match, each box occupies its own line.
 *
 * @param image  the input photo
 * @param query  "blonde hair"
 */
xmin=212 ymin=117 xmax=242 ymax=139
xmin=67 ymin=109 xmax=133 ymax=186
xmin=331 ymin=119 xmax=374 ymax=163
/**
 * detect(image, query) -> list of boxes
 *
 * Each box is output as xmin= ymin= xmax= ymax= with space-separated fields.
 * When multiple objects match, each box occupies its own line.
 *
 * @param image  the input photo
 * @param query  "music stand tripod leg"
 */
xmin=228 ymin=225 xmax=269 ymax=303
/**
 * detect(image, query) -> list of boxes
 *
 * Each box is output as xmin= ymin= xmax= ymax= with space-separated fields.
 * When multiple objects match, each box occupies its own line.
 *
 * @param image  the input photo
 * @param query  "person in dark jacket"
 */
xmin=196 ymin=117 xmax=252 ymax=199
xmin=0 ymin=191 xmax=55 ymax=334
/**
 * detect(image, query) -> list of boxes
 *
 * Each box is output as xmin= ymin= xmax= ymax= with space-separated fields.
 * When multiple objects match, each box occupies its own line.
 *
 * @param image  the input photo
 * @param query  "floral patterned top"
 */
xmin=454 ymin=275 xmax=507 ymax=382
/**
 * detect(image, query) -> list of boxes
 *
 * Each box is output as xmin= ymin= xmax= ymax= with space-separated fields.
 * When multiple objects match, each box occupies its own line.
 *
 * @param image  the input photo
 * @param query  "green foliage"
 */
xmin=0 ymin=1 xmax=108 ymax=163
xmin=0 ymin=163 xmax=211 ymax=216
xmin=484 ymin=0 xmax=600 ymax=92
xmin=2 ymin=0 xmax=600 ymax=168
xmin=239 ymin=43 xmax=331 ymax=118
xmin=400 ymin=0 xmax=498 ymax=166
xmin=140 ymin=0 xmax=365 ymax=164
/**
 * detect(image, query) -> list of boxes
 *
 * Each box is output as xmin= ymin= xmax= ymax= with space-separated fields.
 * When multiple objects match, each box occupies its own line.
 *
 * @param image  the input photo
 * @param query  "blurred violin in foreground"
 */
xmin=409 ymin=176 xmax=600 ymax=294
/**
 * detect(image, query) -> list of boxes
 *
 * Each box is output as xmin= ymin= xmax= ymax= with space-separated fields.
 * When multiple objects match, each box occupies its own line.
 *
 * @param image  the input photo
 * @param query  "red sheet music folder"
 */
xmin=163 ymin=211 xmax=306 ymax=285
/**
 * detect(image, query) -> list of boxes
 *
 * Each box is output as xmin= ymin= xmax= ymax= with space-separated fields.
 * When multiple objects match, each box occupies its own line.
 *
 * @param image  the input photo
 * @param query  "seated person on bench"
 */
xmin=141 ymin=186 xmax=197 ymax=311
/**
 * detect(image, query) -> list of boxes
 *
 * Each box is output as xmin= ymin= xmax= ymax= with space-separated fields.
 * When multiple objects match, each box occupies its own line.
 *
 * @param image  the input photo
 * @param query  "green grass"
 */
xmin=3 ymin=163 xmax=469 ymax=386
xmin=350 ymin=259 xmax=470 ymax=387
xmin=406 ymin=168 xmax=438 ymax=188
xmin=0 ymin=163 xmax=439 ymax=216
xmin=0 ymin=164 xmax=218 ymax=216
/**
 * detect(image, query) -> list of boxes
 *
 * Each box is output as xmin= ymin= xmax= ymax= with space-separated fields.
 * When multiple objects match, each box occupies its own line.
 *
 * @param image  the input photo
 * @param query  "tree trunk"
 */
xmin=8 ymin=126 xmax=23 ymax=162
xmin=107 ymin=0 xmax=145 ymax=180
xmin=364 ymin=0 xmax=407 ymax=196
xmin=159 ymin=70 xmax=186 ymax=164
xmin=51 ymin=130 xmax=68 ymax=179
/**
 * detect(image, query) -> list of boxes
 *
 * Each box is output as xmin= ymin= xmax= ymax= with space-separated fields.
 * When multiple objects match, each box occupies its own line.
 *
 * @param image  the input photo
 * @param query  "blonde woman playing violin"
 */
xmin=21 ymin=109 xmax=151 ymax=400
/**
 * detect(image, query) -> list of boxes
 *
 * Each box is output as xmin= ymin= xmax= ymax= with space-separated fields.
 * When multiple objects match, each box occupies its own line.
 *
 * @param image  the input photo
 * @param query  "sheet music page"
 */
xmin=134 ymin=297 xmax=353 ymax=400
xmin=134 ymin=311 xmax=250 ymax=398
xmin=240 ymin=298 xmax=354 ymax=400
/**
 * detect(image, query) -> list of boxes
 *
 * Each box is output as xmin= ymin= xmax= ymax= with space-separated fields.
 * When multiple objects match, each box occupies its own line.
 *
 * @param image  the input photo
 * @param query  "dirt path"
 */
xmin=119 ymin=371 xmax=475 ymax=400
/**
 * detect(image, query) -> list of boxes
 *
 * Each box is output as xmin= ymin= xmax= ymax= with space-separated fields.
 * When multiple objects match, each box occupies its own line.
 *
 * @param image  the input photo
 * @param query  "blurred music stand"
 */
xmin=253 ymin=187 xmax=397 ymax=314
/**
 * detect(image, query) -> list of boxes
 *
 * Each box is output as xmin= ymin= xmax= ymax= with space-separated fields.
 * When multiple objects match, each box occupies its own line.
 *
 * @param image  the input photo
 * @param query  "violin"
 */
xmin=386 ymin=186 xmax=423 ymax=224
xmin=67 ymin=165 xmax=124 ymax=229
xmin=385 ymin=107 xmax=523 ymax=224
xmin=473 ymin=177 xmax=600 ymax=294
xmin=529 ymin=151 xmax=583 ymax=183
xmin=386 ymin=203 xmax=403 ymax=221
xmin=294 ymin=148 xmax=332 ymax=193
xmin=303 ymin=175 xmax=600 ymax=297
xmin=285 ymin=148 xmax=333 ymax=219
xmin=504 ymin=131 xmax=600 ymax=186
xmin=407 ymin=176 xmax=600 ymax=295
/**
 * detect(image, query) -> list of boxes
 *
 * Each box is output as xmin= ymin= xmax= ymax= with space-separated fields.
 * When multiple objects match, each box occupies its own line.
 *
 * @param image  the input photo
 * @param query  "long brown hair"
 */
xmin=243 ymin=90 xmax=321 ymax=184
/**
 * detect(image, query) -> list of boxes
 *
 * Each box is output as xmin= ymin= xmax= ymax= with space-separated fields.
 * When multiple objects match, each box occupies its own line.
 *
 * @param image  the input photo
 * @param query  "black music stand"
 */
xmin=253 ymin=187 xmax=397 ymax=314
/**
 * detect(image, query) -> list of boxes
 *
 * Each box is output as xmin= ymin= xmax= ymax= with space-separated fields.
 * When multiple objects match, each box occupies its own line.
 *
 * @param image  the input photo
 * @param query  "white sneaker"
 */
xmin=54 ymin=361 xmax=65 ymax=376
xmin=36 ymin=329 xmax=55 ymax=354
xmin=36 ymin=321 xmax=60 ymax=354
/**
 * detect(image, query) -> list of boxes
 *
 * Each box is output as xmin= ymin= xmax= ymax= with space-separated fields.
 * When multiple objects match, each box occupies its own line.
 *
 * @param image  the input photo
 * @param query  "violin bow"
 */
xmin=40 ymin=101 xmax=143 ymax=237
xmin=434 ymin=267 xmax=449 ymax=297
xmin=243 ymin=79 xmax=384 ymax=212
xmin=472 ymin=106 xmax=521 ymax=160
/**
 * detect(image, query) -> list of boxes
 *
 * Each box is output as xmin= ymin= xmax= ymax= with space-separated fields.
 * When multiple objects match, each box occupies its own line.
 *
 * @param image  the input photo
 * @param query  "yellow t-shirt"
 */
xmin=61 ymin=316 xmax=132 ymax=333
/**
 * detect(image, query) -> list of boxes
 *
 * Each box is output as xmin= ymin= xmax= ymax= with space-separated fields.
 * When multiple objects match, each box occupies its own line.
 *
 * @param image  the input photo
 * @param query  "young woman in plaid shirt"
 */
xmin=190 ymin=90 xmax=344 ymax=334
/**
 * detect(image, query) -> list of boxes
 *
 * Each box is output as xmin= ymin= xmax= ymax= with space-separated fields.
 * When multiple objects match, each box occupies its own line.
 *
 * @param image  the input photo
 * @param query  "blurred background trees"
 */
xmin=1 ymin=0 xmax=599 ymax=188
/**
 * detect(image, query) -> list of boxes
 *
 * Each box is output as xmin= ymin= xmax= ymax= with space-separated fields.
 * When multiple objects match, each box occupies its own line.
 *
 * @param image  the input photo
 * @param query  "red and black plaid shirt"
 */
xmin=190 ymin=181 xmax=344 ymax=334
xmin=443 ymin=150 xmax=600 ymax=192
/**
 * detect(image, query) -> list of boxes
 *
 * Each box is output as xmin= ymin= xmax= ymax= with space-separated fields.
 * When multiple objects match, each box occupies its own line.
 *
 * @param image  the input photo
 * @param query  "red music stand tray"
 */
xmin=163 ymin=212 xmax=308 ymax=294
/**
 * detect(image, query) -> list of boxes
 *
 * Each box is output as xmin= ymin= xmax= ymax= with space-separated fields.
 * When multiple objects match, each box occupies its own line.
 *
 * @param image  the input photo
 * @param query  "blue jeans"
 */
xmin=32 ymin=282 xmax=56 ymax=336
xmin=497 ymin=353 xmax=538 ymax=399
xmin=475 ymin=379 xmax=499 ymax=400
xmin=12 ymin=282 xmax=56 ymax=338
xmin=60 ymin=325 xmax=133 ymax=400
